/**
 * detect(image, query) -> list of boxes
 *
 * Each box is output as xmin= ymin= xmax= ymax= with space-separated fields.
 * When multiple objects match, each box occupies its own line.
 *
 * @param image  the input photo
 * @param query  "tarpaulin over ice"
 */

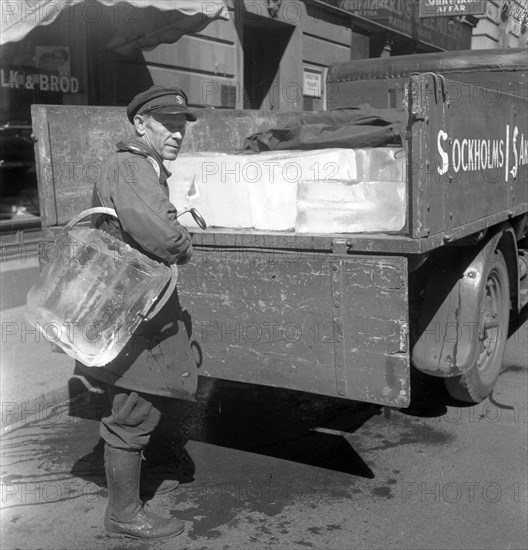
xmin=243 ymin=107 xmax=406 ymax=152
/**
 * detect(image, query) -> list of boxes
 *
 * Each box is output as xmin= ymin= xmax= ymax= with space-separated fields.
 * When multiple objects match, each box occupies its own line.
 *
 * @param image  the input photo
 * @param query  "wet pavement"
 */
xmin=1 ymin=308 xmax=527 ymax=549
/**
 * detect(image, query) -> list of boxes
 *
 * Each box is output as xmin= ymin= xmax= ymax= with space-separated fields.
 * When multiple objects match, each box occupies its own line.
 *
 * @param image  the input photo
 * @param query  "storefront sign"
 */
xmin=303 ymin=69 xmax=322 ymax=97
xmin=329 ymin=0 xmax=473 ymax=50
xmin=419 ymin=0 xmax=487 ymax=17
xmin=0 ymin=69 xmax=79 ymax=93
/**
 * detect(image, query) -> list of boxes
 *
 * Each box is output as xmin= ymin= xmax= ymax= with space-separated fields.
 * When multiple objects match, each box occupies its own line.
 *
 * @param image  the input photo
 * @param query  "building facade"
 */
xmin=1 ymin=0 xmax=480 ymax=126
xmin=472 ymin=0 xmax=528 ymax=49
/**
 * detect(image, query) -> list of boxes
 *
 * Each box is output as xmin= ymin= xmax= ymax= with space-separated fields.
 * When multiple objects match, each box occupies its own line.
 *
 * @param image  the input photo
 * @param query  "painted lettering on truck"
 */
xmin=436 ymin=126 xmax=528 ymax=181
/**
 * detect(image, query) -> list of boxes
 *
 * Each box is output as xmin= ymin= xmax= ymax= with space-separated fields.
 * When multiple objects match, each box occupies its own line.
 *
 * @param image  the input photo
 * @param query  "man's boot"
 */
xmin=140 ymin=461 xmax=180 ymax=498
xmin=141 ymin=438 xmax=193 ymax=498
xmin=104 ymin=445 xmax=185 ymax=540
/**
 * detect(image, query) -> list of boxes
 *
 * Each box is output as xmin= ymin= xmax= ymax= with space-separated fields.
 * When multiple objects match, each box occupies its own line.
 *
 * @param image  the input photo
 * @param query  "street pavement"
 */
xmin=1 ymin=303 xmax=84 ymax=428
xmin=0 ymin=284 xmax=526 ymax=549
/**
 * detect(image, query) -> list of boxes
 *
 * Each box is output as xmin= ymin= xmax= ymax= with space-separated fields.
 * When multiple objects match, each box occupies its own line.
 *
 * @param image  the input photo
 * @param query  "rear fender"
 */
xmin=412 ymin=227 xmax=515 ymax=377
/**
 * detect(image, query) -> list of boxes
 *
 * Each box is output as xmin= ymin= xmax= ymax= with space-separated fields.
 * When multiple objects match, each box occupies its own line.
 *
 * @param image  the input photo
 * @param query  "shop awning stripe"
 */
xmin=1 ymin=0 xmax=229 ymax=46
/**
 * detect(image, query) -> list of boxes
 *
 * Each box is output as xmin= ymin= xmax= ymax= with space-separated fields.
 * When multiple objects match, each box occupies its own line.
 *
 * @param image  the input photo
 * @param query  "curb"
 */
xmin=1 ymin=376 xmax=95 ymax=432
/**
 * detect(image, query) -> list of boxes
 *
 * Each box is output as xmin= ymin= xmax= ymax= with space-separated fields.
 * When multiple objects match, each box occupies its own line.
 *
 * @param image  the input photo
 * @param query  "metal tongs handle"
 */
xmin=177 ymin=207 xmax=207 ymax=229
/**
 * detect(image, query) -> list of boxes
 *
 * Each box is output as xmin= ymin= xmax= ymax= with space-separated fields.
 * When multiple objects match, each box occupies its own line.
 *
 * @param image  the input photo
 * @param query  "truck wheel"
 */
xmin=445 ymin=249 xmax=510 ymax=403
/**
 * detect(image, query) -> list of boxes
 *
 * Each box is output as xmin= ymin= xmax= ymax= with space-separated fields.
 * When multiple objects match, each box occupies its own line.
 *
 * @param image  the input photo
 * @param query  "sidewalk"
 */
xmin=0 ymin=303 xmax=87 ymax=430
xmin=0 ymin=253 xmax=89 ymax=430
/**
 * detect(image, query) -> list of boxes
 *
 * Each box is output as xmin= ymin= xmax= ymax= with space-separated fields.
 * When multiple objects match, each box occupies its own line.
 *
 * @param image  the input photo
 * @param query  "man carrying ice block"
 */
xmin=76 ymin=85 xmax=198 ymax=541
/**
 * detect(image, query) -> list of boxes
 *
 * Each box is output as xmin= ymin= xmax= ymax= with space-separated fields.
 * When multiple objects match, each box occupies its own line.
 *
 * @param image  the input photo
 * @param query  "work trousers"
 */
xmin=100 ymin=386 xmax=162 ymax=451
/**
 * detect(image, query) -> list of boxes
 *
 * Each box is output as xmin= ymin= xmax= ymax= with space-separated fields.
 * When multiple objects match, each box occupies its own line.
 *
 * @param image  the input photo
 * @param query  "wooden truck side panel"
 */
xmin=177 ymin=250 xmax=409 ymax=406
xmin=408 ymin=73 xmax=528 ymax=241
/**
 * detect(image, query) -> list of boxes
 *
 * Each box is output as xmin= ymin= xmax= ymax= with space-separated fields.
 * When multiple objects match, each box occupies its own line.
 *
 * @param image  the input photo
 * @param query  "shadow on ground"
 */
xmin=69 ymin=376 xmax=381 ymax=490
xmin=70 ymin=301 xmax=527 ymax=492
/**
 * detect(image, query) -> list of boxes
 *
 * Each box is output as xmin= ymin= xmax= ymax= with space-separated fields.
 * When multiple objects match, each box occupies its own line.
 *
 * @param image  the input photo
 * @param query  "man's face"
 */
xmin=136 ymin=113 xmax=187 ymax=160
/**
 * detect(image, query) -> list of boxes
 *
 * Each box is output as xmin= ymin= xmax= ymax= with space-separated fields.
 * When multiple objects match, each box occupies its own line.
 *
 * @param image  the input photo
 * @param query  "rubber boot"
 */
xmin=104 ymin=445 xmax=185 ymax=540
xmin=140 ymin=462 xmax=180 ymax=499
xmin=140 ymin=438 xmax=190 ymax=498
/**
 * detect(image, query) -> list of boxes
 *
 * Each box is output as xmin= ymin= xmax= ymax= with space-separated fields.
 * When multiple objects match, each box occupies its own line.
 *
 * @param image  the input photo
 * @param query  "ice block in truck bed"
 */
xmin=296 ymin=147 xmax=406 ymax=233
xmin=167 ymin=147 xmax=406 ymax=233
xmin=296 ymin=180 xmax=406 ymax=233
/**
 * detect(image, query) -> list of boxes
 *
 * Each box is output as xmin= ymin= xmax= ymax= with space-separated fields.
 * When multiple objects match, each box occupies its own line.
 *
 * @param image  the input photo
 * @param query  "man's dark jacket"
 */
xmin=76 ymin=138 xmax=198 ymax=400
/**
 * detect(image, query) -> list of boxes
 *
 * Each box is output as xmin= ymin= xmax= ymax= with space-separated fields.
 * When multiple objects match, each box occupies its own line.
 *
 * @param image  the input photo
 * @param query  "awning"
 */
xmin=1 ymin=1 xmax=230 ymax=54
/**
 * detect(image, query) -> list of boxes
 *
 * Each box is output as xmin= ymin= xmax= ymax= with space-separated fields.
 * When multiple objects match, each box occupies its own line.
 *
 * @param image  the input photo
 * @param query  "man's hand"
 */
xmin=168 ymin=226 xmax=193 ymax=265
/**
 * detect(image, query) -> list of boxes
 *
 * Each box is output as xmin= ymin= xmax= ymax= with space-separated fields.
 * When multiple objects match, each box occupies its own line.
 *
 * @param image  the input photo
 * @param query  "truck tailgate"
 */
xmin=178 ymin=246 xmax=409 ymax=406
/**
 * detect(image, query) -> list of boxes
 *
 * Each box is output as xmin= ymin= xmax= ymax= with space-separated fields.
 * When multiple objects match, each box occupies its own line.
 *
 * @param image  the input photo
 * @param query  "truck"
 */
xmin=31 ymin=47 xmax=527 ymax=409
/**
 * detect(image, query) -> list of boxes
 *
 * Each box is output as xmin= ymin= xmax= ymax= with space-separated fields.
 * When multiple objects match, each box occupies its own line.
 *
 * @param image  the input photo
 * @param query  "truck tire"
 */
xmin=445 ymin=249 xmax=510 ymax=403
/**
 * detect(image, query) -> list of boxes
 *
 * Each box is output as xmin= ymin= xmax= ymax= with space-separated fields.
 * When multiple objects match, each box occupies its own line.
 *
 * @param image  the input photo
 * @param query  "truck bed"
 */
xmin=33 ymin=70 xmax=528 ymax=253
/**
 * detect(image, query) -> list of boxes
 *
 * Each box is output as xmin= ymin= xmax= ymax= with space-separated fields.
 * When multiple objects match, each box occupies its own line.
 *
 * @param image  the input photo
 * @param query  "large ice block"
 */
xmin=167 ymin=149 xmax=358 ymax=231
xmin=355 ymin=147 xmax=406 ymax=181
xmin=296 ymin=147 xmax=407 ymax=233
xmin=167 ymin=152 xmax=255 ymax=228
xmin=26 ymin=228 xmax=171 ymax=366
xmin=296 ymin=180 xmax=406 ymax=233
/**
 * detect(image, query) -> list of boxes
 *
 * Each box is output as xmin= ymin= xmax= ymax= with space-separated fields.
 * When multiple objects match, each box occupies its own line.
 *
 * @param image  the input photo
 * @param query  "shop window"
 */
xmin=0 ymin=39 xmax=81 ymax=221
xmin=1 ymin=42 xmax=81 ymax=125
